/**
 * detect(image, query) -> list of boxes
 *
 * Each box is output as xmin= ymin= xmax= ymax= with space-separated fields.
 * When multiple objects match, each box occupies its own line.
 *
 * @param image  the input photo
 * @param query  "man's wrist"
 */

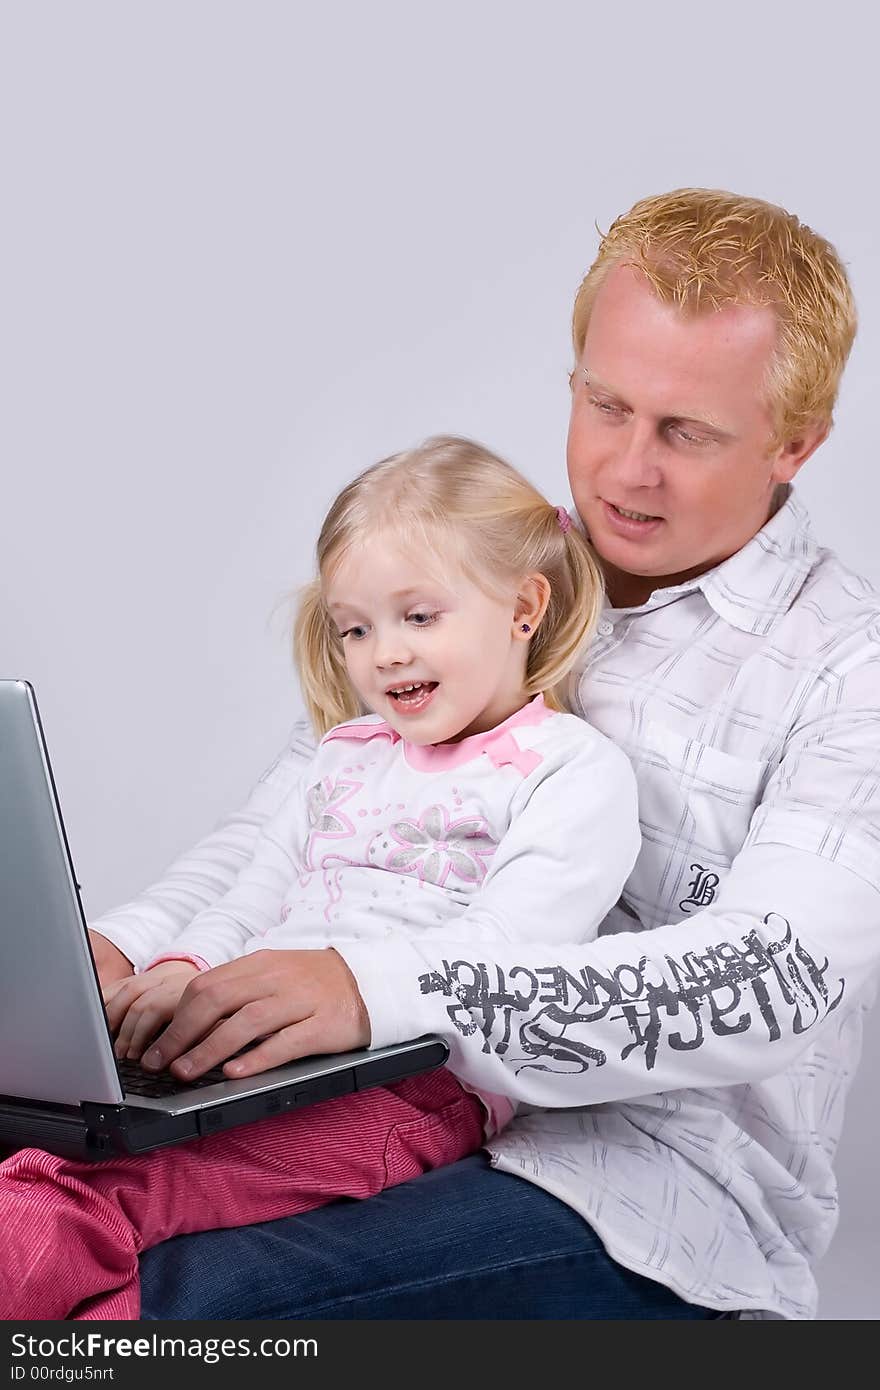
xmin=328 ymin=948 xmax=372 ymax=1048
xmin=333 ymin=941 xmax=425 ymax=1050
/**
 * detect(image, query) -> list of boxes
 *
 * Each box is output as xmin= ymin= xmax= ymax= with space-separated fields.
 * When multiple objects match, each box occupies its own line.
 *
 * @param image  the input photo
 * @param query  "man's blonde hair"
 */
xmin=572 ymin=188 xmax=857 ymax=447
xmin=294 ymin=436 xmax=604 ymax=736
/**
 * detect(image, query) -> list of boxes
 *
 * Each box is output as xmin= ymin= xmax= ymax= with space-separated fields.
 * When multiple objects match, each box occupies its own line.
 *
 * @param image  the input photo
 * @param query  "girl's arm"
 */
xmin=88 ymin=721 xmax=317 ymax=974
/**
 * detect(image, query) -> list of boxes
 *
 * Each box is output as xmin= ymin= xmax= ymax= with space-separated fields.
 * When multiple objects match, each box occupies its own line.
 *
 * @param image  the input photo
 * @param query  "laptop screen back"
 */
xmin=0 ymin=681 xmax=124 ymax=1106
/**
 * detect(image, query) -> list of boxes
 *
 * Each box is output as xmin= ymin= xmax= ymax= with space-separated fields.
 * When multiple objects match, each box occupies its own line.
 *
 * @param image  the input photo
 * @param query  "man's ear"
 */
xmin=771 ymin=419 xmax=831 ymax=485
xmin=512 ymin=573 xmax=552 ymax=639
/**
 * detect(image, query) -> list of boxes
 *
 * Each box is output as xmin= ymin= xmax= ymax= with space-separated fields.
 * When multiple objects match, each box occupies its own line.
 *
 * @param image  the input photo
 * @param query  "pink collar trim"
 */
xmin=323 ymin=694 xmax=552 ymax=777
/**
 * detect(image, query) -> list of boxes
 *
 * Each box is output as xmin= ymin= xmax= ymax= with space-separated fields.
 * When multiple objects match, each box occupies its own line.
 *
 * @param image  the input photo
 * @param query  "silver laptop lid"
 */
xmin=0 ymin=680 xmax=125 ymax=1106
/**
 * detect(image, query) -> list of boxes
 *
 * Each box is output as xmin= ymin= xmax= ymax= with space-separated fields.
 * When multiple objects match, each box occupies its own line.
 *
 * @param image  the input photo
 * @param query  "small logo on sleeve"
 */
xmin=679 ymin=863 xmax=720 ymax=912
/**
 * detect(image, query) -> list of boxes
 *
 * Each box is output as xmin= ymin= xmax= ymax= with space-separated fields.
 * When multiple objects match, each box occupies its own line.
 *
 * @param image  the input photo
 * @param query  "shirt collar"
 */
xmin=697 ymin=488 xmax=818 ymax=634
xmin=600 ymin=487 xmax=818 ymax=636
xmin=322 ymin=693 xmax=552 ymax=775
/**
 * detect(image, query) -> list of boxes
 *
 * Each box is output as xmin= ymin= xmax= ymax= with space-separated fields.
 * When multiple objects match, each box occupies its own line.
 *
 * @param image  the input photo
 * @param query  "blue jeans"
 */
xmin=139 ymin=1154 xmax=721 ymax=1319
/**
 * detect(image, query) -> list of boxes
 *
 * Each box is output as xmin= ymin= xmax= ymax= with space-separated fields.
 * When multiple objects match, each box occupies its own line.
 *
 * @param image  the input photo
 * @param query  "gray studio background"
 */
xmin=2 ymin=1 xmax=877 ymax=1318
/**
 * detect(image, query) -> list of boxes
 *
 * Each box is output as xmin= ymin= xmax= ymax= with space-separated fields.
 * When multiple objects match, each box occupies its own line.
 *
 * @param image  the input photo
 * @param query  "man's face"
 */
xmin=566 ymin=264 xmax=810 ymax=606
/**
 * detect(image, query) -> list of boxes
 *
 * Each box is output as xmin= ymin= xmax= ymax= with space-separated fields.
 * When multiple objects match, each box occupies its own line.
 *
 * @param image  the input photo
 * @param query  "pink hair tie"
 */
xmin=556 ymin=506 xmax=572 ymax=535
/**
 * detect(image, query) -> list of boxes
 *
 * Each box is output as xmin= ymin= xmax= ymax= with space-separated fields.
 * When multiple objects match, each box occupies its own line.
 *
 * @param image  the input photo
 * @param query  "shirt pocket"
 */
xmin=626 ymin=720 xmax=769 ymax=926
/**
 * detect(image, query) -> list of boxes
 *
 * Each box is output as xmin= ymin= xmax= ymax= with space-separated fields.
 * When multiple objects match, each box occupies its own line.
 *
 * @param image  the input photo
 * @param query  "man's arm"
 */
xmin=142 ymin=764 xmax=318 ymax=969
xmin=141 ymin=844 xmax=879 ymax=1089
xmin=348 ymin=844 xmax=878 ymax=1102
xmin=88 ymin=721 xmax=316 ymax=976
xmin=337 ymin=644 xmax=880 ymax=1102
xmin=142 ymin=646 xmax=880 ymax=1096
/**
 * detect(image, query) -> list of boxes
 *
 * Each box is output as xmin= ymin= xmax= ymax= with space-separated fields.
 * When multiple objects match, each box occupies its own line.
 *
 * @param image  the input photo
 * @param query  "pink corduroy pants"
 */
xmin=0 ymin=1068 xmax=484 ymax=1321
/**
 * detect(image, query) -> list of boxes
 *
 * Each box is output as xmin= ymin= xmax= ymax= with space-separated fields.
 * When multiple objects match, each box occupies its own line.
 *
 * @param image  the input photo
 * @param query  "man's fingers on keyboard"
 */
xmin=145 ymin=982 xmax=286 ymax=1073
xmin=140 ymin=971 xmax=252 ymax=1069
xmin=223 ymin=1020 xmax=319 ymax=1078
xmin=168 ymin=1018 xmax=259 ymax=1080
xmin=166 ymin=995 xmax=299 ymax=1079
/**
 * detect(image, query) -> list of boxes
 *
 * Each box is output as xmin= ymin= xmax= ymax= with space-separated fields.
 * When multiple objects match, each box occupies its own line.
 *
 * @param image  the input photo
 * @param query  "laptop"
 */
xmin=0 ymin=680 xmax=448 ymax=1160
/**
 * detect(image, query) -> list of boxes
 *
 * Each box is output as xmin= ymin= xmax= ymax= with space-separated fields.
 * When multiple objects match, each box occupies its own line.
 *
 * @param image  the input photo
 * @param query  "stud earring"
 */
xmin=521 ymin=623 xmax=531 ymax=633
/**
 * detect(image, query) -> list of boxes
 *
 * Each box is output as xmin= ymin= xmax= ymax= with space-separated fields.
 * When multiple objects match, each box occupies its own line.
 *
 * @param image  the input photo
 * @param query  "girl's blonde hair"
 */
xmin=572 ymin=188 xmax=857 ymax=448
xmin=294 ymin=436 xmax=604 ymax=736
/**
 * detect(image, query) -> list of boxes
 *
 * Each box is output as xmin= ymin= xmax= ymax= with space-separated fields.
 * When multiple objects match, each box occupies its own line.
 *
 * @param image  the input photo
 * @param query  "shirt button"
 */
xmin=597 ymin=619 xmax=613 ymax=637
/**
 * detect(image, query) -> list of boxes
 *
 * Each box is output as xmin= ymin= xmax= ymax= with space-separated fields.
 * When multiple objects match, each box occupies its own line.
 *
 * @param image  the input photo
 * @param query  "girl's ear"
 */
xmin=512 ymin=573 xmax=552 ymax=640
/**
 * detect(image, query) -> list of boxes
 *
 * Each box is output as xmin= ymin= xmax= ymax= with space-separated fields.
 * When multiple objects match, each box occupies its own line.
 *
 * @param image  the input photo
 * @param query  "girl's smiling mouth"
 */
xmin=386 ymin=681 xmax=439 ymax=713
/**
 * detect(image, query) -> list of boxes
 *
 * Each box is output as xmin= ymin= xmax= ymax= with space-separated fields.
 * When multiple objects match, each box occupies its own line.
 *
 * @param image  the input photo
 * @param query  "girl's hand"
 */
xmin=104 ymin=961 xmax=201 ymax=1061
xmin=88 ymin=930 xmax=134 ymax=988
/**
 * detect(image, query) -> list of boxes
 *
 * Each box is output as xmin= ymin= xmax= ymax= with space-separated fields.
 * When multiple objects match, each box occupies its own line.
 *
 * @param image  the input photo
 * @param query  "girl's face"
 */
xmin=325 ymin=533 xmax=531 ymax=744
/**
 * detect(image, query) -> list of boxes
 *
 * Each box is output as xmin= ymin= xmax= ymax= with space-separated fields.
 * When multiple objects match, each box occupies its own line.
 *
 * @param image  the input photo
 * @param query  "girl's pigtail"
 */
xmin=526 ymin=516 xmax=604 ymax=712
xmin=293 ymin=579 xmax=361 ymax=737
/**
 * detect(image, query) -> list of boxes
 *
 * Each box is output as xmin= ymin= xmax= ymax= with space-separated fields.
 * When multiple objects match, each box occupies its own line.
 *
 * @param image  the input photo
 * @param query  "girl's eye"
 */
xmin=340 ymin=625 xmax=369 ymax=641
xmin=407 ymin=611 xmax=439 ymax=627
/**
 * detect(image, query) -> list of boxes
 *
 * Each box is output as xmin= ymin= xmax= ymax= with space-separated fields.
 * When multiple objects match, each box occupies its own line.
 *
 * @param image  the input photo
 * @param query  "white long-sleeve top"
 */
xmin=129 ymin=695 xmax=640 ymax=1131
xmin=93 ymin=488 xmax=880 ymax=1319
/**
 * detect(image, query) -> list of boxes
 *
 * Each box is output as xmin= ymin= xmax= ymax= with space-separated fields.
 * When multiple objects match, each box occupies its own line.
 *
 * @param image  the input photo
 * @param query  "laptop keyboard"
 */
xmin=117 ymin=1058 xmax=231 ymax=1099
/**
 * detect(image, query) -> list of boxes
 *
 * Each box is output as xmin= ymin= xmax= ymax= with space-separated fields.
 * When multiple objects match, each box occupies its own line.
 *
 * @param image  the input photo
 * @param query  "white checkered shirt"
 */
xmin=477 ymin=488 xmax=880 ymax=1319
xmin=95 ymin=489 xmax=880 ymax=1319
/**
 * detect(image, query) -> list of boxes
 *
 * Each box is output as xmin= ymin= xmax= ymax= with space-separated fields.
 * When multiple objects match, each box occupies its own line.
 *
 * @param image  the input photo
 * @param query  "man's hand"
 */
xmin=88 ymin=930 xmax=134 ymax=988
xmin=141 ymin=948 xmax=371 ymax=1080
xmin=103 ymin=961 xmax=201 ymax=1060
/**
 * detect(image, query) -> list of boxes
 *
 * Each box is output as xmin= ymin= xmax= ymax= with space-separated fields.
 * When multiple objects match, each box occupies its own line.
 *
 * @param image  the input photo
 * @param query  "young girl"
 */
xmin=0 ymin=436 xmax=640 ymax=1320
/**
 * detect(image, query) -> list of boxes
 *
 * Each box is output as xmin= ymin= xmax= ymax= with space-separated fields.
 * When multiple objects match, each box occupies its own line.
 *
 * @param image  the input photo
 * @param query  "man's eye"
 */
xmin=589 ymin=396 xmax=624 ymax=417
xmin=407 ymin=612 xmax=439 ymax=627
xmin=340 ymin=625 xmax=369 ymax=640
xmin=670 ymin=425 xmax=712 ymax=447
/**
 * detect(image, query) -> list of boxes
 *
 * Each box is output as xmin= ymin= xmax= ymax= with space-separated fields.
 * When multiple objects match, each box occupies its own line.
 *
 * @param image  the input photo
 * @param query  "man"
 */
xmin=93 ymin=189 xmax=879 ymax=1319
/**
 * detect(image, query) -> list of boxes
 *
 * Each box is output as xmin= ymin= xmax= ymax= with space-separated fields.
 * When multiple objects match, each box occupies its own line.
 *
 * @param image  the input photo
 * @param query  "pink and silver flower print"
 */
xmin=302 ymin=775 xmax=362 ymax=880
xmin=386 ymin=805 xmax=497 ymax=887
xmin=306 ymin=776 xmax=360 ymax=842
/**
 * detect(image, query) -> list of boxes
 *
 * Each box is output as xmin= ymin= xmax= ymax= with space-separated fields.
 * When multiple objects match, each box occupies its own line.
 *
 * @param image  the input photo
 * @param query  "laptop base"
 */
xmin=0 ymin=1038 xmax=449 ymax=1160
xmin=0 ymin=1098 xmax=114 ymax=1162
